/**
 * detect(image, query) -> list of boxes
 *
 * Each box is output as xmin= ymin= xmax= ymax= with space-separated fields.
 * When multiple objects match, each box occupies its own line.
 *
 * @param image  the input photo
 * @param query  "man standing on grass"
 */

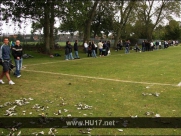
xmin=12 ymin=40 xmax=23 ymax=78
xmin=125 ymin=40 xmax=130 ymax=54
xmin=0 ymin=37 xmax=15 ymax=85
xmin=74 ymin=40 xmax=80 ymax=59
xmin=98 ymin=40 xmax=103 ymax=56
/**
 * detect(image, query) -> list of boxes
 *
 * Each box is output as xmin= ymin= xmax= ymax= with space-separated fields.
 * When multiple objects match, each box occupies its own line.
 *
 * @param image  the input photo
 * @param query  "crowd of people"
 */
xmin=140 ymin=40 xmax=179 ymax=52
xmin=64 ymin=39 xmax=179 ymax=60
xmin=84 ymin=40 xmax=111 ymax=57
xmin=116 ymin=40 xmax=179 ymax=53
xmin=64 ymin=40 xmax=112 ymax=60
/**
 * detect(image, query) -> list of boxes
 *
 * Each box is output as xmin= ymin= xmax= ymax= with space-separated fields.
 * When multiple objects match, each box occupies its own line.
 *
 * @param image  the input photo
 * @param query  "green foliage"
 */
xmin=164 ymin=20 xmax=181 ymax=40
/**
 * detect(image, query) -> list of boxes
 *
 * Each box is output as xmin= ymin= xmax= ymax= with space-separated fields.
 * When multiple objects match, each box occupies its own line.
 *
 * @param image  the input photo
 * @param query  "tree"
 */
xmin=164 ymin=20 xmax=181 ymax=40
xmin=112 ymin=0 xmax=138 ymax=47
xmin=1 ymin=0 xmax=64 ymax=54
xmin=135 ymin=0 xmax=181 ymax=41
xmin=60 ymin=1 xmax=100 ymax=44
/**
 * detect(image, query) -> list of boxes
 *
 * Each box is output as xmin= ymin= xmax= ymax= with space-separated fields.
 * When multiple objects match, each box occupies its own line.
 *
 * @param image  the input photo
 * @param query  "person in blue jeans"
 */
xmin=125 ymin=40 xmax=130 ymax=54
xmin=74 ymin=40 xmax=80 ymax=59
xmin=91 ymin=41 xmax=97 ymax=58
xmin=12 ymin=40 xmax=23 ymax=78
xmin=68 ymin=41 xmax=74 ymax=60
xmin=65 ymin=41 xmax=70 ymax=60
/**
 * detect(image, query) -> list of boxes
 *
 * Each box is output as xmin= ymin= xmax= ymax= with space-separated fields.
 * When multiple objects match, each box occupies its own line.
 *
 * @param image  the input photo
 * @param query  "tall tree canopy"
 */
xmin=135 ymin=0 xmax=180 ymax=41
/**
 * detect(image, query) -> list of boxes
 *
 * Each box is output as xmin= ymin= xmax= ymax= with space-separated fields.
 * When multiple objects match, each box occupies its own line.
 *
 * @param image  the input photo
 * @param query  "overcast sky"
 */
xmin=1 ymin=17 xmax=61 ymax=35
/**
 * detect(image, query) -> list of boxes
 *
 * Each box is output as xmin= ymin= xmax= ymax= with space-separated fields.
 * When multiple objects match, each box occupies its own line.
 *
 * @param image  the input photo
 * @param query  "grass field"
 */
xmin=1 ymin=45 xmax=181 ymax=135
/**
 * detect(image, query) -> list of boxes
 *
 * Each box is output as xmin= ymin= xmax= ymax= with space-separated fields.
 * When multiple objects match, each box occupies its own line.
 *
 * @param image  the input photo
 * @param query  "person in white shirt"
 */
xmin=94 ymin=43 xmax=98 ymax=54
xmin=84 ymin=41 xmax=88 ymax=54
xmin=97 ymin=41 xmax=103 ymax=56
xmin=150 ymin=41 xmax=154 ymax=51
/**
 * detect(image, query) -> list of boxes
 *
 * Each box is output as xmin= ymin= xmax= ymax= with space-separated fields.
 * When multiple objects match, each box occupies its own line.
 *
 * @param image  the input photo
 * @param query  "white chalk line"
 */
xmin=23 ymin=69 xmax=178 ymax=87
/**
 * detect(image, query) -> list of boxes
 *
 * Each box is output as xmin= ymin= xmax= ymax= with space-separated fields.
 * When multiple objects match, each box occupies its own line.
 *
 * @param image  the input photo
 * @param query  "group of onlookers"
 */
xmin=140 ymin=40 xmax=179 ymax=52
xmin=65 ymin=39 xmax=179 ymax=60
xmin=116 ymin=39 xmax=179 ymax=53
xmin=0 ymin=37 xmax=23 ymax=85
xmin=64 ymin=40 xmax=113 ymax=60
xmin=84 ymin=40 xmax=111 ymax=57
xmin=65 ymin=40 xmax=80 ymax=60
xmin=116 ymin=40 xmax=131 ymax=53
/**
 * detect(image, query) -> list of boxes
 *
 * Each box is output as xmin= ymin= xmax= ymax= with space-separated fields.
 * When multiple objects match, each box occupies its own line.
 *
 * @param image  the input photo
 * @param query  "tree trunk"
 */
xmin=83 ymin=1 xmax=99 ymax=44
xmin=114 ymin=27 xmax=121 ymax=47
xmin=49 ymin=0 xmax=55 ymax=50
xmin=113 ymin=1 xmax=136 ymax=47
xmin=44 ymin=0 xmax=50 ymax=54
xmin=83 ymin=20 xmax=91 ymax=42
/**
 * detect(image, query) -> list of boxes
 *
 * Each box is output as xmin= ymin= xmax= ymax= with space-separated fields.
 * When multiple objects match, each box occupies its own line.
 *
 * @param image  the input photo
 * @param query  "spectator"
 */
xmin=120 ymin=40 xmax=123 ymax=50
xmin=0 ymin=37 xmax=15 ymax=85
xmin=125 ymin=40 xmax=130 ymax=54
xmin=116 ymin=41 xmax=121 ymax=51
xmin=84 ymin=41 xmax=88 ymax=54
xmin=134 ymin=43 xmax=141 ymax=52
xmin=12 ymin=40 xmax=23 ymax=78
xmin=68 ymin=41 xmax=74 ymax=60
xmin=98 ymin=40 xmax=103 ymax=56
xmin=150 ymin=41 xmax=154 ymax=51
xmin=102 ymin=41 xmax=107 ymax=56
xmin=94 ymin=42 xmax=98 ymax=54
xmin=91 ymin=41 xmax=97 ymax=58
xmin=142 ymin=40 xmax=145 ymax=52
xmin=74 ymin=40 xmax=80 ymax=59
xmin=65 ymin=41 xmax=70 ymax=60
xmin=87 ymin=41 xmax=92 ymax=57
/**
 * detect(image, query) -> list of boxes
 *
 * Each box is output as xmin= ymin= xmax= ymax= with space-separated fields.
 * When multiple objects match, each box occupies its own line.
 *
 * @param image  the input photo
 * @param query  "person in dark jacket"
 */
xmin=74 ymin=40 xmax=80 ymax=59
xmin=102 ymin=41 xmax=107 ymax=56
xmin=125 ymin=40 xmax=130 ymax=54
xmin=0 ymin=37 xmax=15 ymax=85
xmin=12 ymin=40 xmax=23 ymax=78
xmin=87 ymin=41 xmax=92 ymax=57
xmin=142 ymin=40 xmax=145 ymax=52
xmin=68 ymin=42 xmax=74 ymax=60
xmin=91 ymin=41 xmax=97 ymax=58
xmin=65 ymin=41 xmax=70 ymax=60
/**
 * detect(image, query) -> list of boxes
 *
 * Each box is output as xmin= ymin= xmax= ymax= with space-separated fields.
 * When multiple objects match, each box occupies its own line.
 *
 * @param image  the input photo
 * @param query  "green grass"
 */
xmin=1 ymin=45 xmax=181 ymax=135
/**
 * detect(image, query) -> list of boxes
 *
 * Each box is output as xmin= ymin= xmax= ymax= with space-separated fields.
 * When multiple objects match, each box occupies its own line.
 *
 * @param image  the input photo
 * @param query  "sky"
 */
xmin=0 ymin=17 xmax=61 ymax=35
xmin=1 ymin=16 xmax=180 ymax=36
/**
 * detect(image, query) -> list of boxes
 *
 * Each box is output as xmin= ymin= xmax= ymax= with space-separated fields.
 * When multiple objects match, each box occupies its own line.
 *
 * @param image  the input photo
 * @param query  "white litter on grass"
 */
xmin=38 ymin=131 xmax=44 ymax=135
xmin=177 ymin=82 xmax=181 ymax=86
xmin=17 ymin=131 xmax=21 ymax=136
xmin=155 ymin=114 xmax=161 ymax=117
xmin=154 ymin=92 xmax=160 ymax=97
xmin=118 ymin=129 xmax=123 ymax=132
xmin=64 ymin=109 xmax=68 ymax=112
xmin=67 ymin=114 xmax=72 ymax=117
xmin=131 ymin=115 xmax=137 ymax=118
